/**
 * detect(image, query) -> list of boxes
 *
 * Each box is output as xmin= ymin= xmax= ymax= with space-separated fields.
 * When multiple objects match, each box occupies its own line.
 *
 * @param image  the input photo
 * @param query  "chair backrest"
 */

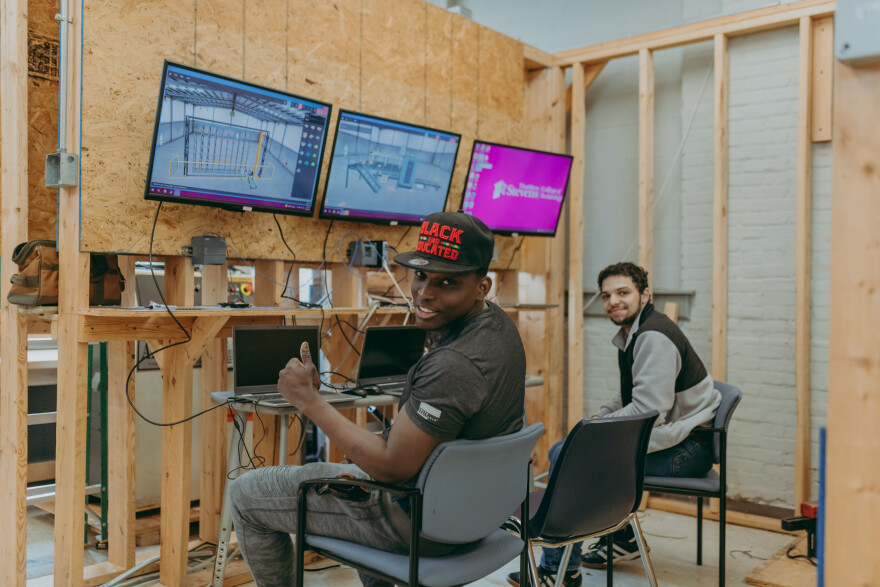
xmin=711 ymin=381 xmax=743 ymax=464
xmin=528 ymin=411 xmax=658 ymax=540
xmin=414 ymin=422 xmax=544 ymax=544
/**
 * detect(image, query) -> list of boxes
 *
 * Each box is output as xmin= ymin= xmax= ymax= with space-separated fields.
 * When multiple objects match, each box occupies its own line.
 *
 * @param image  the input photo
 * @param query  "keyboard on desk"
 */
xmin=237 ymin=390 xmax=355 ymax=406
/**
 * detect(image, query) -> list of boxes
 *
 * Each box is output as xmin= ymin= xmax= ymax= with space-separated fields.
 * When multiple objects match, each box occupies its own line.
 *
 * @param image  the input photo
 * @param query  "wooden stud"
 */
xmin=519 ymin=102 xmax=568 ymax=460
xmin=159 ymin=256 xmax=195 ymax=586
xmin=553 ymin=0 xmax=835 ymax=66
xmin=826 ymin=58 xmax=880 ymax=585
xmin=106 ymin=256 xmax=137 ymax=569
xmin=810 ymin=15 xmax=834 ymax=142
xmin=53 ymin=0 xmax=91 ymax=583
xmin=568 ymin=63 xmax=586 ymax=431
xmin=198 ymin=264 xmax=229 ymax=541
xmin=565 ymin=60 xmax=607 ymax=111
xmin=638 ymin=49 xmax=654 ymax=282
xmin=251 ymin=260 xmax=285 ymax=469
xmin=712 ymin=33 xmax=729 ymax=383
xmin=663 ymin=301 xmax=680 ymax=324
xmin=794 ymin=16 xmax=814 ymax=510
xmin=0 ymin=0 xmax=30 ymax=582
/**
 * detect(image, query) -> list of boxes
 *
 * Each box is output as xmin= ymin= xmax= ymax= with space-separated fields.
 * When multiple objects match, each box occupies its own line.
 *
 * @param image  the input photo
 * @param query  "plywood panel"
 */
xmin=425 ymin=3 xmax=454 ymax=131
xmin=360 ymin=0 xmax=426 ymax=123
xmin=80 ymin=0 xmax=195 ymax=254
xmin=478 ymin=27 xmax=525 ymax=146
xmin=75 ymin=0 xmax=524 ymax=272
xmin=244 ymin=0 xmax=285 ymax=89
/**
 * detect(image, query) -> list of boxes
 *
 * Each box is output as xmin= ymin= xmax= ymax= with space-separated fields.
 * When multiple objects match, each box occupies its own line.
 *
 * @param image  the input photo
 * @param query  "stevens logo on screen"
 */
xmin=492 ymin=180 xmax=564 ymax=202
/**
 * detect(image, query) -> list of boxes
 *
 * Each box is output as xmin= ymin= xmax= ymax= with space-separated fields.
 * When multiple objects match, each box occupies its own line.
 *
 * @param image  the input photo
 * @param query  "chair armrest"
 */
xmin=298 ymin=477 xmax=420 ymax=500
xmin=693 ymin=425 xmax=725 ymax=434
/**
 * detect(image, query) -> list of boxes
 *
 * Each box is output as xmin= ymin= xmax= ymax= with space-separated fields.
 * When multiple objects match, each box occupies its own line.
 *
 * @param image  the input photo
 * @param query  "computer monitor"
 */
xmin=319 ymin=110 xmax=461 ymax=225
xmin=460 ymin=141 xmax=573 ymax=236
xmin=144 ymin=61 xmax=332 ymax=217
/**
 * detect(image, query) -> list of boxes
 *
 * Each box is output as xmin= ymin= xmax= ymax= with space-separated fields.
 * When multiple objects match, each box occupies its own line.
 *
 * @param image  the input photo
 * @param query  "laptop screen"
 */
xmin=357 ymin=326 xmax=427 ymax=387
xmin=233 ymin=325 xmax=320 ymax=394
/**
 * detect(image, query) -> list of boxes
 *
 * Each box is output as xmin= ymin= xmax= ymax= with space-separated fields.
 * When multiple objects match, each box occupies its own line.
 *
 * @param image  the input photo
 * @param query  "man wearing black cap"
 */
xmin=228 ymin=211 xmax=526 ymax=587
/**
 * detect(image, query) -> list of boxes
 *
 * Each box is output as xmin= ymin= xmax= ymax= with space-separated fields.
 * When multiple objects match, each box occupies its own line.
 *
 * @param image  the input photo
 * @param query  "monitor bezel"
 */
xmin=318 ymin=109 xmax=462 ymax=226
xmin=144 ymin=60 xmax=333 ymax=218
xmin=459 ymin=139 xmax=573 ymax=237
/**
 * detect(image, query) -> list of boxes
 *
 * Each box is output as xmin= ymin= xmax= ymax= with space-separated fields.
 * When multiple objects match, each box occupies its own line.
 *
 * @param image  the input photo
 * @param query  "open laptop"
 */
xmin=232 ymin=325 xmax=355 ymax=406
xmin=355 ymin=326 xmax=427 ymax=396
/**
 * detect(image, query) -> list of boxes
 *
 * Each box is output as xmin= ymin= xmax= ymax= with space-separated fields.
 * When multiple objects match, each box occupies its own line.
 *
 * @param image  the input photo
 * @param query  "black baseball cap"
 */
xmin=393 ymin=211 xmax=495 ymax=274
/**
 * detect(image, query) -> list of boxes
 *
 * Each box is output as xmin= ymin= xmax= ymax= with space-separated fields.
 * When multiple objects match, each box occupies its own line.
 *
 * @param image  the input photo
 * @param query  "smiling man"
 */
xmin=229 ymin=211 xmax=526 ymax=587
xmin=510 ymin=262 xmax=721 ymax=587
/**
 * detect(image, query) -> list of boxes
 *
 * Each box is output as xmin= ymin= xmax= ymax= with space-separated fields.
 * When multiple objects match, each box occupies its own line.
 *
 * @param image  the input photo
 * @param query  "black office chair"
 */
xmin=294 ymin=423 xmax=544 ymax=586
xmin=520 ymin=412 xmax=659 ymax=587
xmin=642 ymin=381 xmax=742 ymax=587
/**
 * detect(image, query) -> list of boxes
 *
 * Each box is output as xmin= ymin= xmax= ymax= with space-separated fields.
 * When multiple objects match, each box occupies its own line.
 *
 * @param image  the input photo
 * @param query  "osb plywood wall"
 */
xmin=79 ymin=0 xmax=525 ymax=266
xmin=0 ymin=0 xmax=61 ymax=243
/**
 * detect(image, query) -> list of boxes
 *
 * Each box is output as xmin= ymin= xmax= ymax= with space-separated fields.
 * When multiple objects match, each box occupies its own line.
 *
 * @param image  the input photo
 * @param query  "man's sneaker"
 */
xmin=580 ymin=535 xmax=645 ymax=569
xmin=506 ymin=566 xmax=582 ymax=587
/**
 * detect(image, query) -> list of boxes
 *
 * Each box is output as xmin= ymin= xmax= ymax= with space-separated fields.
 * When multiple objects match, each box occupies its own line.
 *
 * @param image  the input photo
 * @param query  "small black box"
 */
xmin=191 ymin=235 xmax=227 ymax=265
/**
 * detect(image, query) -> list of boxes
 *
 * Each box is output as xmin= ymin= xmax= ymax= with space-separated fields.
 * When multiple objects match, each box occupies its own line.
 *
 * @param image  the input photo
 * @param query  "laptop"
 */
xmin=355 ymin=326 xmax=427 ymax=396
xmin=232 ymin=325 xmax=355 ymax=406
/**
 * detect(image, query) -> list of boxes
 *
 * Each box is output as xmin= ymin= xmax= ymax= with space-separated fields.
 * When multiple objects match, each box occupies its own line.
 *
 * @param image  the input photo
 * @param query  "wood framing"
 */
xmin=106 ymin=257 xmax=137 ymax=568
xmin=638 ymin=49 xmax=654 ymax=282
xmin=826 ymin=59 xmax=880 ymax=585
xmin=712 ymin=33 xmax=729 ymax=383
xmin=198 ymin=264 xmax=229 ymax=541
xmin=0 ymin=0 xmax=30 ymax=583
xmin=810 ymin=16 xmax=834 ymax=142
xmin=553 ymin=0 xmax=835 ymax=66
xmin=567 ymin=63 xmax=586 ymax=430
xmin=794 ymin=16 xmax=813 ymax=509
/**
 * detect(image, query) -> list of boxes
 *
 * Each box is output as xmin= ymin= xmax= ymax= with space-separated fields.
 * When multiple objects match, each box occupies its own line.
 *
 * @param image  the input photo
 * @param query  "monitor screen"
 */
xmin=233 ymin=325 xmax=320 ymax=393
xmin=319 ymin=110 xmax=461 ymax=225
xmin=144 ymin=61 xmax=332 ymax=217
xmin=460 ymin=141 xmax=573 ymax=236
xmin=357 ymin=326 xmax=427 ymax=385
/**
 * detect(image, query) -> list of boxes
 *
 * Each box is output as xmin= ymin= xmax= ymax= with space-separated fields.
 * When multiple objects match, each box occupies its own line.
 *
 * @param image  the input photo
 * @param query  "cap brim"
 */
xmin=393 ymin=251 xmax=481 ymax=274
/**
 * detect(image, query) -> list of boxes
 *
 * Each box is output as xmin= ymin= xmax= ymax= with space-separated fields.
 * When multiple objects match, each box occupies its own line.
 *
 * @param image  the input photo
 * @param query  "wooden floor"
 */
xmin=27 ymin=507 xmax=800 ymax=585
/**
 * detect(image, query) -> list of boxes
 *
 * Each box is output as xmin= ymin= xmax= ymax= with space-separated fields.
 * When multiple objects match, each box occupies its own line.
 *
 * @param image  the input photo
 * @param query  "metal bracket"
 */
xmin=45 ymin=151 xmax=79 ymax=188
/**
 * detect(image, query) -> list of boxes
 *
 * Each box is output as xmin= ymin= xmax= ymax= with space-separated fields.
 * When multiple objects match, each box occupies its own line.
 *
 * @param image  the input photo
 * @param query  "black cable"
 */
xmin=320 ymin=220 xmax=333 ymax=307
xmin=502 ymin=236 xmax=525 ymax=272
xmin=124 ymin=203 xmax=232 ymax=427
xmin=392 ymin=225 xmax=413 ymax=251
xmin=785 ymin=543 xmax=817 ymax=566
xmin=336 ymin=317 xmax=367 ymax=334
xmin=287 ymin=414 xmax=308 ymax=459
xmin=304 ymin=564 xmax=342 ymax=572
xmin=335 ymin=315 xmax=360 ymax=356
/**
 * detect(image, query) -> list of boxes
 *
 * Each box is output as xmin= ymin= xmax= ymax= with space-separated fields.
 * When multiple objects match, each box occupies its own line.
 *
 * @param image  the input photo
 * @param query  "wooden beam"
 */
xmin=182 ymin=316 xmax=228 ymax=366
xmin=794 ymin=16 xmax=814 ymax=510
xmin=106 ymin=256 xmax=137 ymax=569
xmin=810 ymin=15 xmax=834 ymax=142
xmin=198 ymin=264 xmax=228 ymax=542
xmin=0 ymin=0 xmax=30 ymax=582
xmin=567 ymin=63 xmax=586 ymax=431
xmin=825 ymin=59 xmax=880 ymax=585
xmin=159 ymin=256 xmax=195 ymax=586
xmin=712 ymin=33 xmax=730 ymax=383
xmin=522 ymin=64 xmax=566 ymax=468
xmin=523 ymin=43 xmax=555 ymax=69
xmin=638 ymin=49 xmax=654 ymax=281
xmin=251 ymin=260 xmax=284 ymax=470
xmin=565 ymin=60 xmax=607 ymax=111
xmin=553 ymin=0 xmax=835 ymax=66
xmin=53 ymin=0 xmax=90 ymax=583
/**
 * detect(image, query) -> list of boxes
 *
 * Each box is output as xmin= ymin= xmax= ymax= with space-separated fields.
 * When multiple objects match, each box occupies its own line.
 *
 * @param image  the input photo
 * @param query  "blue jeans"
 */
xmin=539 ymin=434 xmax=714 ymax=572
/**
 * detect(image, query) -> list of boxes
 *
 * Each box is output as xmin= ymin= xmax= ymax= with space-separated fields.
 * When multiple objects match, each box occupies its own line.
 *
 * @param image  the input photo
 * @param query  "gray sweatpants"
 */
xmin=228 ymin=461 xmax=448 ymax=587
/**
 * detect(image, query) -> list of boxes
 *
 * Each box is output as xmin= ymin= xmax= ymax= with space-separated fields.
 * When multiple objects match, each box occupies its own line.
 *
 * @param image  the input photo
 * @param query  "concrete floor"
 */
xmin=27 ymin=506 xmax=795 ymax=585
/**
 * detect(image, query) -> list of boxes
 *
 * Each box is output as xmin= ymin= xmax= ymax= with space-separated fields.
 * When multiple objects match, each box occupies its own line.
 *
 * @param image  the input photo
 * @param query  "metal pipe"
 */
xmin=55 ymin=1 xmax=72 ymax=152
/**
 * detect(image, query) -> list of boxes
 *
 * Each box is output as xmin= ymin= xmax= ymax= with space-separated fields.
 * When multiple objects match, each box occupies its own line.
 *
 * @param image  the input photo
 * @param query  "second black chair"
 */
xmin=520 ymin=411 xmax=659 ymax=587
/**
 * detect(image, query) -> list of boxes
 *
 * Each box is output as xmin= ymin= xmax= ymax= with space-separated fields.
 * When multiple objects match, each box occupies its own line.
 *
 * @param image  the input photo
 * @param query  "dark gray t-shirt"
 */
xmin=399 ymin=301 xmax=526 ymax=441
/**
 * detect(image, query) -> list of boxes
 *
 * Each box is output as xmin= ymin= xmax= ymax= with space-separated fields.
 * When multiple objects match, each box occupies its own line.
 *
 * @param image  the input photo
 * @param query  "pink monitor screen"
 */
xmin=460 ymin=141 xmax=572 ymax=236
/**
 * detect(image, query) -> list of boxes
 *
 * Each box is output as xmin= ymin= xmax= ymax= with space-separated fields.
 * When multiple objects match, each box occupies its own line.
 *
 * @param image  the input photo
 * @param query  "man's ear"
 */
xmin=642 ymin=288 xmax=651 ymax=305
xmin=476 ymin=275 xmax=492 ymax=300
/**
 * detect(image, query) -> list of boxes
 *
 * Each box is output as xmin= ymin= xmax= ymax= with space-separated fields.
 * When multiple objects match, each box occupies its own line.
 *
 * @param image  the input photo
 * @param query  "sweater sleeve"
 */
xmin=601 ymin=331 xmax=681 ymax=421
